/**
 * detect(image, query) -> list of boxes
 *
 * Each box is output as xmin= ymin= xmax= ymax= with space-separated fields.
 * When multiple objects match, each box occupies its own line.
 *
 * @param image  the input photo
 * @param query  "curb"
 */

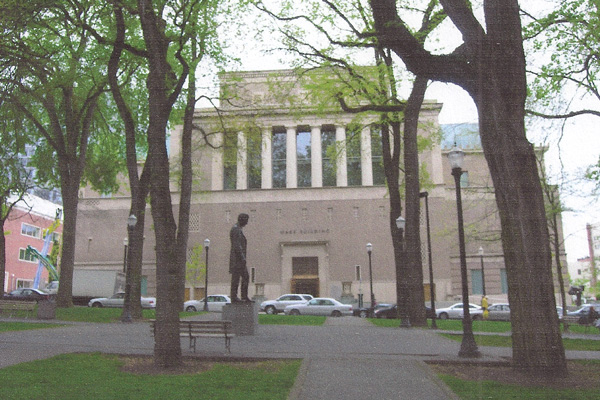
xmin=287 ymin=357 xmax=311 ymax=400
xmin=416 ymin=359 xmax=462 ymax=400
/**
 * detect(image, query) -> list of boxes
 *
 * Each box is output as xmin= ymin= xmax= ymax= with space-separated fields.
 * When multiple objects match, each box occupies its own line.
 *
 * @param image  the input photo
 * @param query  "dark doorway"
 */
xmin=292 ymin=257 xmax=319 ymax=297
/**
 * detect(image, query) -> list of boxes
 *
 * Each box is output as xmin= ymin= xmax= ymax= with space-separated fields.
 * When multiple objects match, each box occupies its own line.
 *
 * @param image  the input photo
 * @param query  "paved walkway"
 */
xmin=1 ymin=315 xmax=599 ymax=399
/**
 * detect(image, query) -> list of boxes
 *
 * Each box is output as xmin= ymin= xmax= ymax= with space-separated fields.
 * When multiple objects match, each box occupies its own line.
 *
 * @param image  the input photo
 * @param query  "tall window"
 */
xmin=371 ymin=126 xmax=385 ymax=185
xmin=346 ymin=125 xmax=362 ymax=186
xmin=500 ymin=269 xmax=508 ymax=294
xmin=247 ymin=131 xmax=262 ymax=189
xmin=21 ymin=223 xmax=41 ymax=238
xmin=297 ymin=128 xmax=311 ymax=187
xmin=321 ymin=127 xmax=336 ymax=187
xmin=272 ymin=129 xmax=287 ymax=188
xmin=460 ymin=171 xmax=469 ymax=187
xmin=223 ymin=133 xmax=237 ymax=190
xmin=471 ymin=269 xmax=483 ymax=295
xmin=19 ymin=248 xmax=38 ymax=262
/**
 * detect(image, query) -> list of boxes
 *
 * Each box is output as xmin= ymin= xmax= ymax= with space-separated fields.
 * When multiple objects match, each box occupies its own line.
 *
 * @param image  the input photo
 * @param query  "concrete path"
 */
xmin=1 ymin=315 xmax=598 ymax=399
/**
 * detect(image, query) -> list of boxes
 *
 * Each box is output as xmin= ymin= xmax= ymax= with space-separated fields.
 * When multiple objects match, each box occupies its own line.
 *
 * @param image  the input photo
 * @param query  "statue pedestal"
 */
xmin=222 ymin=302 xmax=258 ymax=336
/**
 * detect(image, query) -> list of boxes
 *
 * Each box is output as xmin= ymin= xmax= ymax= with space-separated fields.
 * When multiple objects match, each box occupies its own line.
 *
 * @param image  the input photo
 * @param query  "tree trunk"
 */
xmin=473 ymin=2 xmax=567 ymax=375
xmin=370 ymin=0 xmax=568 ymax=376
xmin=108 ymin=4 xmax=148 ymax=321
xmin=175 ymin=34 xmax=197 ymax=306
xmin=403 ymin=75 xmax=428 ymax=326
xmin=552 ymin=213 xmax=568 ymax=321
xmin=55 ymin=175 xmax=80 ymax=308
xmin=0 ymin=217 xmax=6 ymax=297
xmin=477 ymin=94 xmax=566 ymax=376
xmin=138 ymin=0 xmax=183 ymax=368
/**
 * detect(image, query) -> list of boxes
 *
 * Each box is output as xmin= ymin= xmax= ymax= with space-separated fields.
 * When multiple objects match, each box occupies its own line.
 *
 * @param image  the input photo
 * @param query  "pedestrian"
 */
xmin=481 ymin=295 xmax=489 ymax=320
xmin=229 ymin=213 xmax=251 ymax=302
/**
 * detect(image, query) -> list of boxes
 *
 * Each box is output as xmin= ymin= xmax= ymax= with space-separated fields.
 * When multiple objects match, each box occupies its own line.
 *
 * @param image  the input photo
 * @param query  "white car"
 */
xmin=284 ymin=297 xmax=353 ymax=317
xmin=486 ymin=303 xmax=511 ymax=321
xmin=260 ymin=294 xmax=313 ymax=314
xmin=88 ymin=292 xmax=156 ymax=308
xmin=184 ymin=294 xmax=231 ymax=312
xmin=436 ymin=303 xmax=482 ymax=320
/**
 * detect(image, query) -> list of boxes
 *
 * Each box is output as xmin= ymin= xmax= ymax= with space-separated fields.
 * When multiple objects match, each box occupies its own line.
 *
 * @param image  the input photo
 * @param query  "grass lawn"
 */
xmin=435 ymin=360 xmax=600 ymax=400
xmin=0 ymin=321 xmax=64 ymax=332
xmin=0 ymin=353 xmax=301 ymax=400
xmin=439 ymin=333 xmax=600 ymax=351
xmin=369 ymin=318 xmax=513 ymax=333
xmin=371 ymin=318 xmax=600 ymax=336
xmin=258 ymin=314 xmax=326 ymax=326
xmin=53 ymin=307 xmax=198 ymax=323
xmin=438 ymin=372 xmax=600 ymax=400
xmin=4 ymin=307 xmax=324 ymax=326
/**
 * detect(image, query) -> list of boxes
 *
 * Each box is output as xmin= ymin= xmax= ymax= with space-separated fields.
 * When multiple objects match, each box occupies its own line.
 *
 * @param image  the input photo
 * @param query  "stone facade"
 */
xmin=74 ymin=69 xmax=568 ymax=306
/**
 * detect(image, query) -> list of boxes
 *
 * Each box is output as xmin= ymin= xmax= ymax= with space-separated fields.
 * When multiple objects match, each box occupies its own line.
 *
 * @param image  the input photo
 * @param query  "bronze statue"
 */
xmin=229 ymin=213 xmax=251 ymax=302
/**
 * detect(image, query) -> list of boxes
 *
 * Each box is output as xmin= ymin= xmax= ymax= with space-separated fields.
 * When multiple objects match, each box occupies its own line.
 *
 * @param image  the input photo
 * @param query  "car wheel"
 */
xmin=91 ymin=302 xmax=103 ymax=308
xmin=186 ymin=305 xmax=197 ymax=312
xmin=473 ymin=314 xmax=482 ymax=321
xmin=331 ymin=310 xmax=342 ymax=317
xmin=439 ymin=312 xmax=448 ymax=320
xmin=359 ymin=310 xmax=368 ymax=318
xmin=265 ymin=306 xmax=277 ymax=315
xmin=290 ymin=309 xmax=300 ymax=316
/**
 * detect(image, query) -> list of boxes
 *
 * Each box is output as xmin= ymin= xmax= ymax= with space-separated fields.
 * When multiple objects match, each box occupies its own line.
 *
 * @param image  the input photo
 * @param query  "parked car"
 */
xmin=3 ymin=288 xmax=51 ymax=302
xmin=260 ymin=294 xmax=313 ymax=314
xmin=354 ymin=303 xmax=394 ymax=318
xmin=88 ymin=292 xmax=156 ymax=308
xmin=436 ymin=303 xmax=483 ymax=320
xmin=184 ymin=295 xmax=231 ymax=312
xmin=374 ymin=305 xmax=436 ymax=319
xmin=284 ymin=297 xmax=353 ymax=317
xmin=486 ymin=303 xmax=511 ymax=321
xmin=45 ymin=281 xmax=59 ymax=294
xmin=567 ymin=304 xmax=600 ymax=324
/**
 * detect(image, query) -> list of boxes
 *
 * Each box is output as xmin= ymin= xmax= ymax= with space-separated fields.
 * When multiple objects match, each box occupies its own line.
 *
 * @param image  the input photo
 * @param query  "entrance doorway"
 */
xmin=291 ymin=257 xmax=319 ymax=297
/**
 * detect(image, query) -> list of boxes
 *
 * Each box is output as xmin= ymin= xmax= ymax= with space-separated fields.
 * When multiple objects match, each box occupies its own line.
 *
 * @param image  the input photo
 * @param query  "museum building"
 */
xmin=74 ymin=69 xmax=567 ymax=306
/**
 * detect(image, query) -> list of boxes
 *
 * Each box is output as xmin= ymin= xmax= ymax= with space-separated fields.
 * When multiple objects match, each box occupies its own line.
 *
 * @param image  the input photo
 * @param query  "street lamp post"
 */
xmin=448 ymin=146 xmax=481 ymax=358
xmin=203 ymin=238 xmax=210 ymax=312
xmin=420 ymin=191 xmax=437 ymax=329
xmin=479 ymin=246 xmax=486 ymax=297
xmin=121 ymin=214 xmax=137 ymax=323
xmin=395 ymin=216 xmax=411 ymax=328
xmin=366 ymin=243 xmax=375 ymax=317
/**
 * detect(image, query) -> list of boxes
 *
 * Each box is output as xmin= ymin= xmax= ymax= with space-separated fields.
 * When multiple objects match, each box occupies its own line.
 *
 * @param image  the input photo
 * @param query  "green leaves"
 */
xmin=525 ymin=0 xmax=600 ymax=113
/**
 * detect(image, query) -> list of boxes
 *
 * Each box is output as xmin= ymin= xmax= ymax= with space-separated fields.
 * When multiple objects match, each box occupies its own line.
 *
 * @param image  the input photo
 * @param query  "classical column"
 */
xmin=236 ymin=131 xmax=247 ymax=190
xmin=211 ymin=132 xmax=224 ymax=191
xmin=311 ymin=125 xmax=323 ymax=187
xmin=261 ymin=127 xmax=272 ymax=189
xmin=336 ymin=125 xmax=348 ymax=187
xmin=286 ymin=126 xmax=297 ymax=188
xmin=361 ymin=125 xmax=373 ymax=186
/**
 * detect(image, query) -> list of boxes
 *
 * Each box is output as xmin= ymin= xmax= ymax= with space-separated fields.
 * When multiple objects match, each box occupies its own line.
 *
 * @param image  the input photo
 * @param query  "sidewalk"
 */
xmin=1 ymin=315 xmax=598 ymax=399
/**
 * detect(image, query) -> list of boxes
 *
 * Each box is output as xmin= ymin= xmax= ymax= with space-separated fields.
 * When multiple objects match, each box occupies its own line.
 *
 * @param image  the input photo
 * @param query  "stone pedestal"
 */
xmin=37 ymin=300 xmax=56 ymax=320
xmin=222 ymin=301 xmax=258 ymax=336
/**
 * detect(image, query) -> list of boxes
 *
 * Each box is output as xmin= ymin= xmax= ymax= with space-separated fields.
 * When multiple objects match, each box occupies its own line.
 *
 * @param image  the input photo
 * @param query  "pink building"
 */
xmin=3 ymin=194 xmax=62 ymax=292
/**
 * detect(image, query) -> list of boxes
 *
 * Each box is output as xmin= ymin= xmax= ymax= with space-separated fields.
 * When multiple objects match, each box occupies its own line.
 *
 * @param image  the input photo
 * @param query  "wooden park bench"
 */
xmin=151 ymin=320 xmax=234 ymax=353
xmin=0 ymin=300 xmax=36 ymax=318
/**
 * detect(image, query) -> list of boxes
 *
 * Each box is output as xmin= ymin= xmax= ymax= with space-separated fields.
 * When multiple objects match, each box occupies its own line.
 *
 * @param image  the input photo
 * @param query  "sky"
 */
xmin=220 ymin=0 xmax=599 ymax=267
